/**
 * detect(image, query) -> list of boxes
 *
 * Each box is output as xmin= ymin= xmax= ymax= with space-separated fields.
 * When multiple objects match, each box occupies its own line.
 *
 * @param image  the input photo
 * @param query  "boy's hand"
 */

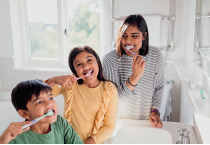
xmin=0 ymin=121 xmax=31 ymax=144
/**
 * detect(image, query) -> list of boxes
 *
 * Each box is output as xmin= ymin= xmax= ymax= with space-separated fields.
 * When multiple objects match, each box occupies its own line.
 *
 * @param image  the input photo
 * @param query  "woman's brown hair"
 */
xmin=116 ymin=14 xmax=149 ymax=57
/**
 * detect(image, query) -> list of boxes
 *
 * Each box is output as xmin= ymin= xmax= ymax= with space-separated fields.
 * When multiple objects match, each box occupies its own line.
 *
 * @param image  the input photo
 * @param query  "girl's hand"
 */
xmin=53 ymin=75 xmax=76 ymax=88
xmin=84 ymin=137 xmax=95 ymax=144
xmin=0 ymin=121 xmax=31 ymax=144
xmin=129 ymin=55 xmax=146 ymax=85
xmin=149 ymin=113 xmax=163 ymax=128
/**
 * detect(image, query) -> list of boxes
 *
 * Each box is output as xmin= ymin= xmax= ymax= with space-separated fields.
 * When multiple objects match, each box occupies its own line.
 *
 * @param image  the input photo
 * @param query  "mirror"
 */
xmin=194 ymin=0 xmax=210 ymax=77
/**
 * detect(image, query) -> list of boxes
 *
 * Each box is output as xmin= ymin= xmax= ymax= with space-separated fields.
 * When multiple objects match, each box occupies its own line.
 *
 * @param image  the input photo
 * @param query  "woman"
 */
xmin=102 ymin=14 xmax=164 ymax=128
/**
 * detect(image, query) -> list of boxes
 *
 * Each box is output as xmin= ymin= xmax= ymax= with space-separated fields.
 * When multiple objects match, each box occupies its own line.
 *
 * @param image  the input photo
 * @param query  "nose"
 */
xmin=83 ymin=63 xmax=90 ymax=70
xmin=46 ymin=101 xmax=52 ymax=109
xmin=125 ymin=36 xmax=132 ymax=43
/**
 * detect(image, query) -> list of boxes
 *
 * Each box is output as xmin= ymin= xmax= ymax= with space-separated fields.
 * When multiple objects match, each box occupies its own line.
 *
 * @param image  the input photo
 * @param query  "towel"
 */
xmin=159 ymin=82 xmax=174 ymax=121
xmin=143 ymin=15 xmax=162 ymax=47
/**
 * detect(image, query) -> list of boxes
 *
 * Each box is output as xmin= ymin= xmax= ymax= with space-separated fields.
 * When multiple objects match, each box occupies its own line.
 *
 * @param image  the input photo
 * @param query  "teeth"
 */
xmin=85 ymin=70 xmax=92 ymax=75
xmin=125 ymin=45 xmax=134 ymax=50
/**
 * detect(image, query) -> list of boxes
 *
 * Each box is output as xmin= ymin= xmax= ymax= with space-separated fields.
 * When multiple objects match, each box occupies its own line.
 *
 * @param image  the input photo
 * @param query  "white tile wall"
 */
xmin=0 ymin=58 xmax=16 ymax=91
xmin=15 ymin=71 xmax=35 ymax=85
xmin=0 ymin=57 xmax=73 ymax=92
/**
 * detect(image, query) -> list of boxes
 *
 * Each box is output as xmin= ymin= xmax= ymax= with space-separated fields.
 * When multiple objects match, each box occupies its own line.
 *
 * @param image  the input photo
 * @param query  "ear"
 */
xmin=18 ymin=109 xmax=30 ymax=120
xmin=143 ymin=32 xmax=147 ymax=40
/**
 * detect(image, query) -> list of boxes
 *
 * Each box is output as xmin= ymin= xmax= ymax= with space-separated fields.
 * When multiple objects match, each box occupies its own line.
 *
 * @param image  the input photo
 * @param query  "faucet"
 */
xmin=176 ymin=127 xmax=190 ymax=144
xmin=183 ymin=129 xmax=190 ymax=144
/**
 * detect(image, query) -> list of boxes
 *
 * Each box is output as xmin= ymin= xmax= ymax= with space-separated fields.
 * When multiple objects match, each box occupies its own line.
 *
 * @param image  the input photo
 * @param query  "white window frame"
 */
xmin=18 ymin=0 xmax=69 ymax=68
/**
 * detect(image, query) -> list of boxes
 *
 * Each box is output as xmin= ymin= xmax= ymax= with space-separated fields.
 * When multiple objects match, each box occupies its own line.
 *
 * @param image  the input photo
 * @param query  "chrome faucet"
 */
xmin=183 ymin=129 xmax=190 ymax=144
xmin=176 ymin=127 xmax=190 ymax=144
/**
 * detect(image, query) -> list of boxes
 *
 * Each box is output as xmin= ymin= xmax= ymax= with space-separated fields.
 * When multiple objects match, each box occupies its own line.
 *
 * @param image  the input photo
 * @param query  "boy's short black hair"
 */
xmin=11 ymin=80 xmax=52 ymax=111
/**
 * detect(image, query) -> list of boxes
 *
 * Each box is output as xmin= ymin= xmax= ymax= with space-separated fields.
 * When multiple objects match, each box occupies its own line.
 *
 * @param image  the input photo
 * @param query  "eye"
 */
xmin=122 ymin=34 xmax=127 ymax=38
xmin=36 ymin=101 xmax=43 ymax=105
xmin=49 ymin=97 xmax=54 ymax=100
xmin=76 ymin=63 xmax=82 ymax=67
xmin=132 ymin=35 xmax=138 ymax=38
xmin=87 ymin=59 xmax=92 ymax=62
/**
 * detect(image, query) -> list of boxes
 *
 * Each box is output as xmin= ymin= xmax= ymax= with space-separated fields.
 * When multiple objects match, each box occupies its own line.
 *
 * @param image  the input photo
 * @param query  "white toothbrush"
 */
xmin=58 ymin=72 xmax=92 ymax=88
xmin=22 ymin=110 xmax=54 ymax=130
xmin=75 ymin=71 xmax=91 ymax=80
xmin=125 ymin=46 xmax=135 ymax=55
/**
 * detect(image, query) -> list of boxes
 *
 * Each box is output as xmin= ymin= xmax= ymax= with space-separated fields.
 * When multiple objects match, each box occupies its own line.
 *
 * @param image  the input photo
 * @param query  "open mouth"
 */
xmin=83 ymin=70 xmax=93 ymax=76
xmin=125 ymin=45 xmax=135 ymax=50
xmin=45 ymin=109 xmax=55 ymax=117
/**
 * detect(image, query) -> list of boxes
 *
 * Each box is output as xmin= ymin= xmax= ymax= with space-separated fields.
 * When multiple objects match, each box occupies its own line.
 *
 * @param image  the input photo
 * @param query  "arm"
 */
xmin=152 ymin=51 xmax=164 ymax=111
xmin=149 ymin=51 xmax=164 ymax=128
xmin=45 ymin=75 xmax=76 ymax=97
xmin=91 ymin=85 xmax=119 ymax=144
xmin=0 ymin=121 xmax=31 ymax=144
xmin=102 ymin=54 xmax=133 ymax=103
xmin=102 ymin=54 xmax=145 ymax=103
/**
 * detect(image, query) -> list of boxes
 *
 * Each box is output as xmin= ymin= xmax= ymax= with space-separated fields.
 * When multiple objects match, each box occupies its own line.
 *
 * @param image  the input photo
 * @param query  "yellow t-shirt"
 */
xmin=51 ymin=81 xmax=118 ymax=144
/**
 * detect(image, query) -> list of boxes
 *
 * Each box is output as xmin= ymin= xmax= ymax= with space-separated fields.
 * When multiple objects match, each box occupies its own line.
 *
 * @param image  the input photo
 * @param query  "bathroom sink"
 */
xmin=104 ymin=119 xmax=198 ymax=144
xmin=112 ymin=126 xmax=172 ymax=144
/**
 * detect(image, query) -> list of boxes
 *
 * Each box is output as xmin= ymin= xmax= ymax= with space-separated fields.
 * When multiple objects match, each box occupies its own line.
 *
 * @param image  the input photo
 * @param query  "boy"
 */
xmin=0 ymin=80 xmax=83 ymax=144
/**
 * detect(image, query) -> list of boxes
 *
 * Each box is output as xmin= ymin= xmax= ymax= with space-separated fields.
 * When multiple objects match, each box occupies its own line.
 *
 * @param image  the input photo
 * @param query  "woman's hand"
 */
xmin=128 ymin=55 xmax=146 ymax=87
xmin=84 ymin=137 xmax=95 ymax=144
xmin=149 ymin=113 xmax=163 ymax=128
xmin=46 ymin=75 xmax=76 ymax=88
xmin=0 ymin=121 xmax=31 ymax=144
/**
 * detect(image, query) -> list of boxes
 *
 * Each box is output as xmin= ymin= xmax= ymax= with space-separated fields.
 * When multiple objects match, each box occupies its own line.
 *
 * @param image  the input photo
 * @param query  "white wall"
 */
xmin=0 ymin=0 xmax=14 ymax=56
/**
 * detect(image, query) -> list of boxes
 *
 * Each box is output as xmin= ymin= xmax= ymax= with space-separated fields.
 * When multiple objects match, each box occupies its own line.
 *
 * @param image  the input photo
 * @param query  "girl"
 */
xmin=45 ymin=45 xmax=118 ymax=144
xmin=102 ymin=14 xmax=164 ymax=128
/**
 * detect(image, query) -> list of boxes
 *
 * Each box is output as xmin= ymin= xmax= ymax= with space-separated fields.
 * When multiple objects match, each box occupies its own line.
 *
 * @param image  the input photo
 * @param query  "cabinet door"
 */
xmin=179 ymin=82 xmax=194 ymax=124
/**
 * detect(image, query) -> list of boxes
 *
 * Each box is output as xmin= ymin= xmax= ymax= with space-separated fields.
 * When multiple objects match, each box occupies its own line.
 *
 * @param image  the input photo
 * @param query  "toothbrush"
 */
xmin=200 ymin=89 xmax=205 ymax=99
xmin=22 ymin=110 xmax=54 ymax=130
xmin=75 ymin=72 xmax=91 ymax=80
xmin=125 ymin=46 xmax=135 ymax=55
xmin=58 ymin=72 xmax=92 ymax=88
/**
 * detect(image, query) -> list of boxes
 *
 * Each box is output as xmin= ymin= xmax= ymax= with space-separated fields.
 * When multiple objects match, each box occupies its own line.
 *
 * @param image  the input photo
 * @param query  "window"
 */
xmin=67 ymin=0 xmax=101 ymax=55
xmin=20 ymin=0 xmax=101 ymax=67
xmin=27 ymin=0 xmax=59 ymax=58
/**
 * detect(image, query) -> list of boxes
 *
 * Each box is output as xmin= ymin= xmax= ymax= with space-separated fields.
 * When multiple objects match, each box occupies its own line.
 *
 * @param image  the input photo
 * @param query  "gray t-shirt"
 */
xmin=102 ymin=46 xmax=164 ymax=119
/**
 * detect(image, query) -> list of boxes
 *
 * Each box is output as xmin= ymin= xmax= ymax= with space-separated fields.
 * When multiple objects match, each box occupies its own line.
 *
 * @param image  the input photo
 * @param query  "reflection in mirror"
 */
xmin=194 ymin=0 xmax=210 ymax=77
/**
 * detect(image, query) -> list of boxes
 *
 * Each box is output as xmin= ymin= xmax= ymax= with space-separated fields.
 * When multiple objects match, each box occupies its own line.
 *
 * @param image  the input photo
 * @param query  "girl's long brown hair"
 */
xmin=68 ymin=45 xmax=106 ymax=84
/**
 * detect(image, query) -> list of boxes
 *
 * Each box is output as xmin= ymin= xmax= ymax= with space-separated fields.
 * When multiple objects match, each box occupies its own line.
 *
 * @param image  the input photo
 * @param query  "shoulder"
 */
xmin=54 ymin=115 xmax=69 ymax=127
xmin=102 ymin=49 xmax=119 ymax=63
xmin=148 ymin=45 xmax=162 ymax=55
xmin=148 ymin=46 xmax=163 ymax=57
xmin=147 ymin=46 xmax=164 ymax=61
xmin=56 ymin=115 xmax=68 ymax=123
xmin=104 ymin=81 xmax=118 ymax=100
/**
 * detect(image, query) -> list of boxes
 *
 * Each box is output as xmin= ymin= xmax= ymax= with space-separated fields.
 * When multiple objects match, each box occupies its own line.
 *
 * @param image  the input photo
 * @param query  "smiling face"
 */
xmin=121 ymin=25 xmax=147 ymax=56
xmin=73 ymin=51 xmax=100 ymax=86
xmin=24 ymin=91 xmax=57 ymax=124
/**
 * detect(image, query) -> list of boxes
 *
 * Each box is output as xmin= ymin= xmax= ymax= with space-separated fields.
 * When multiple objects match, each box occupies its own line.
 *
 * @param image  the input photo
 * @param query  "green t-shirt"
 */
xmin=9 ymin=115 xmax=83 ymax=144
